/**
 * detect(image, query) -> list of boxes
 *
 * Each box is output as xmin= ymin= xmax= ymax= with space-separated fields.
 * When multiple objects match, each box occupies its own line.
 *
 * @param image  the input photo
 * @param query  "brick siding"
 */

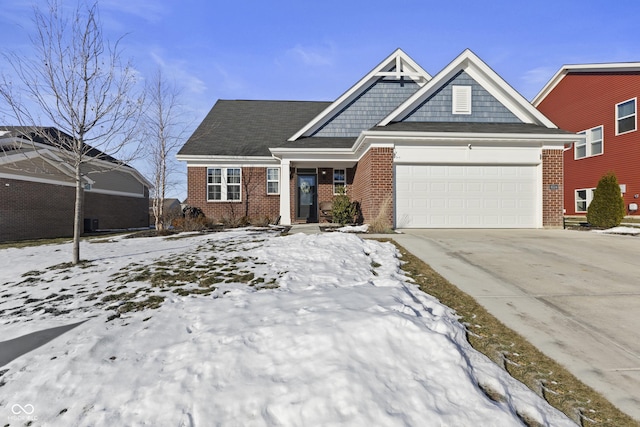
xmin=351 ymin=147 xmax=394 ymax=225
xmin=542 ymin=149 xmax=564 ymax=227
xmin=0 ymin=177 xmax=148 ymax=241
xmin=187 ymin=167 xmax=280 ymax=222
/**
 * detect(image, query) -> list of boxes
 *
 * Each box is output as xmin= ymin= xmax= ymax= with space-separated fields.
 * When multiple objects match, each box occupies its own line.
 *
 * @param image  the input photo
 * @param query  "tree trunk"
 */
xmin=73 ymin=163 xmax=84 ymax=264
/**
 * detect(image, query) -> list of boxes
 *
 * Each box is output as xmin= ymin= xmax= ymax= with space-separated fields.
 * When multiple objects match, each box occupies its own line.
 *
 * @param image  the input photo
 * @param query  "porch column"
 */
xmin=279 ymin=159 xmax=291 ymax=225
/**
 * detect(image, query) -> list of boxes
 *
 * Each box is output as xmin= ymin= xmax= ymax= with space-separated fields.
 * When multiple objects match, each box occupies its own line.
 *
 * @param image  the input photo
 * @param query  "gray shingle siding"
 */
xmin=312 ymin=78 xmax=420 ymax=137
xmin=402 ymin=71 xmax=521 ymax=123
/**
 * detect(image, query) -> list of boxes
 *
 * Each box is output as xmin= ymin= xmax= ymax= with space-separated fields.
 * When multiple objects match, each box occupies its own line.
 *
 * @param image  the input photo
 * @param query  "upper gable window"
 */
xmin=575 ymin=126 xmax=603 ymax=159
xmin=616 ymin=98 xmax=636 ymax=135
xmin=452 ymin=85 xmax=472 ymax=115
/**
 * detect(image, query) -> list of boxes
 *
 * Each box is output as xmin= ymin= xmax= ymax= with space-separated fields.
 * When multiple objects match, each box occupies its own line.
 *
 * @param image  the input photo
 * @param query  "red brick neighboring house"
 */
xmin=533 ymin=63 xmax=640 ymax=217
xmin=0 ymin=127 xmax=151 ymax=241
xmin=178 ymin=49 xmax=577 ymax=228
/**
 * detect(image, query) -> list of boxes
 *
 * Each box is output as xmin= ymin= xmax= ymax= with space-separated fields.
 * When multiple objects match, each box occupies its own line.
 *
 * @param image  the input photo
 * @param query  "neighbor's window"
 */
xmin=333 ymin=168 xmax=346 ymax=194
xmin=207 ymin=167 xmax=242 ymax=201
xmin=575 ymin=126 xmax=603 ymax=159
xmin=266 ymin=167 xmax=280 ymax=194
xmin=452 ymin=85 xmax=472 ymax=115
xmin=575 ymin=188 xmax=595 ymax=213
xmin=616 ymin=98 xmax=636 ymax=135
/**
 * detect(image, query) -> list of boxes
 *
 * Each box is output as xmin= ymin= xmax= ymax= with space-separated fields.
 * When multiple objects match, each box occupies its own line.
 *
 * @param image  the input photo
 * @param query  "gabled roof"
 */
xmin=0 ymin=126 xmax=127 ymax=165
xmin=0 ymin=126 xmax=152 ymax=188
xmin=532 ymin=62 xmax=640 ymax=106
xmin=379 ymin=49 xmax=557 ymax=128
xmin=177 ymin=100 xmax=331 ymax=158
xmin=288 ymin=48 xmax=431 ymax=141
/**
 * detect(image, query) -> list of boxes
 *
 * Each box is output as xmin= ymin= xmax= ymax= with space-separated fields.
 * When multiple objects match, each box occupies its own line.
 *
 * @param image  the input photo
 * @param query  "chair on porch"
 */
xmin=319 ymin=201 xmax=333 ymax=222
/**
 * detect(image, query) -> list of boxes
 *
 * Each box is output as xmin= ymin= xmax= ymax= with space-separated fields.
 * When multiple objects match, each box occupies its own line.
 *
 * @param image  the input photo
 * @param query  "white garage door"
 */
xmin=395 ymin=165 xmax=538 ymax=228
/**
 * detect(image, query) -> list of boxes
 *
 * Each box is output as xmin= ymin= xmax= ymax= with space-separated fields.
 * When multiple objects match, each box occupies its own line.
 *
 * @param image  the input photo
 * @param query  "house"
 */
xmin=0 ymin=127 xmax=151 ymax=241
xmin=533 ymin=63 xmax=640 ymax=217
xmin=177 ymin=49 xmax=577 ymax=228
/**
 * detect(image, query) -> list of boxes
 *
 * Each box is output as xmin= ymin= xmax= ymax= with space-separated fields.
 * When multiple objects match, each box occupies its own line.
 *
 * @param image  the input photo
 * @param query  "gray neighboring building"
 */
xmin=0 ymin=127 xmax=151 ymax=241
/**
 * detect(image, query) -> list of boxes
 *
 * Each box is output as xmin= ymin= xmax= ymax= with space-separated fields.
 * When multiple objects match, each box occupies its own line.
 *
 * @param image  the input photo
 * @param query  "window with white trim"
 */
xmin=207 ymin=167 xmax=241 ymax=201
xmin=575 ymin=125 xmax=603 ymax=159
xmin=452 ymin=85 xmax=472 ymax=115
xmin=575 ymin=188 xmax=595 ymax=213
xmin=616 ymin=98 xmax=636 ymax=135
xmin=266 ymin=167 xmax=279 ymax=194
xmin=333 ymin=168 xmax=346 ymax=194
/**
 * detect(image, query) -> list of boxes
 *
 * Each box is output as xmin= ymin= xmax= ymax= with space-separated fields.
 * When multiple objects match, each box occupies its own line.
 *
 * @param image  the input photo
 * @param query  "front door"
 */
xmin=296 ymin=174 xmax=317 ymax=222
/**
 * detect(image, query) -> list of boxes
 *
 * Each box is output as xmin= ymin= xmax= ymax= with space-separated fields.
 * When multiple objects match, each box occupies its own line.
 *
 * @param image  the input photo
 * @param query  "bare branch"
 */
xmin=0 ymin=0 xmax=144 ymax=263
xmin=143 ymin=69 xmax=189 ymax=230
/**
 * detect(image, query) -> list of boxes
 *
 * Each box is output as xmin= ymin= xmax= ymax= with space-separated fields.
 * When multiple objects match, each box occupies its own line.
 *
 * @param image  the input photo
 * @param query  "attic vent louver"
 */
xmin=452 ymin=85 xmax=472 ymax=115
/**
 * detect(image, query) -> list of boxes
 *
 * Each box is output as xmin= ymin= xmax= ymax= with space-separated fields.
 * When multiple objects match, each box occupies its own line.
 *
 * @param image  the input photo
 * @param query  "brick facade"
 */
xmin=0 ymin=177 xmax=149 ymax=242
xmin=187 ymin=166 xmax=280 ymax=222
xmin=351 ymin=147 xmax=394 ymax=225
xmin=187 ymin=146 xmax=558 ymax=228
xmin=542 ymin=149 xmax=564 ymax=227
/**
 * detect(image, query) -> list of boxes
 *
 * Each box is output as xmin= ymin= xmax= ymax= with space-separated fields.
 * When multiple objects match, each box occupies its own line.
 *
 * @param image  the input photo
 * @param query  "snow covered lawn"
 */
xmin=1 ymin=230 xmax=574 ymax=426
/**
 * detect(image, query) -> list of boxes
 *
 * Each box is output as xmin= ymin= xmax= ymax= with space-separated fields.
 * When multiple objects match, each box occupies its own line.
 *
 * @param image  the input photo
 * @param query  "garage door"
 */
xmin=395 ymin=165 xmax=538 ymax=228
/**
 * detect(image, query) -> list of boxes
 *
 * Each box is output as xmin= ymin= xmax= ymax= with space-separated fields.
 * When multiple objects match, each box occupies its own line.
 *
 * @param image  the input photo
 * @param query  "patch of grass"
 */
xmin=22 ymin=270 xmax=44 ymax=277
xmin=116 ymin=295 xmax=165 ymax=313
xmin=48 ymin=260 xmax=94 ymax=270
xmin=390 ymin=240 xmax=638 ymax=427
xmin=0 ymin=236 xmax=72 ymax=249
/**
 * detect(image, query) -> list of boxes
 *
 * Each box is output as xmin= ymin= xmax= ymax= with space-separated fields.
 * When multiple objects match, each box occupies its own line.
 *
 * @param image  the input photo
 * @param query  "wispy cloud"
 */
xmin=101 ymin=0 xmax=167 ymax=24
xmin=520 ymin=66 xmax=559 ymax=100
xmin=522 ymin=66 xmax=557 ymax=86
xmin=287 ymin=43 xmax=336 ymax=67
xmin=149 ymin=49 xmax=207 ymax=95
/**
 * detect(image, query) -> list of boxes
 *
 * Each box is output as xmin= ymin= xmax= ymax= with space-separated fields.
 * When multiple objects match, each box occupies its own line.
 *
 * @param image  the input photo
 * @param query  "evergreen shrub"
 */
xmin=586 ymin=172 xmax=625 ymax=228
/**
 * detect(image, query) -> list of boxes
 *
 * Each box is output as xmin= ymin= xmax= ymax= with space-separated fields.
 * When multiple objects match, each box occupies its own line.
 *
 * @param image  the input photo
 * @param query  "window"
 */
xmin=616 ymin=98 xmax=636 ymax=135
xmin=333 ymin=168 xmax=346 ymax=194
xmin=575 ymin=126 xmax=603 ymax=159
xmin=452 ymin=85 xmax=472 ymax=115
xmin=267 ymin=167 xmax=279 ymax=194
xmin=575 ymin=188 xmax=595 ymax=213
xmin=207 ymin=167 xmax=241 ymax=201
xmin=227 ymin=168 xmax=241 ymax=200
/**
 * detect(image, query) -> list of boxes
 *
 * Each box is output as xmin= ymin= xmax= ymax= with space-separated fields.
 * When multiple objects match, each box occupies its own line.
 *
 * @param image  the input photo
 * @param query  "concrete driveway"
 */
xmin=392 ymin=229 xmax=640 ymax=421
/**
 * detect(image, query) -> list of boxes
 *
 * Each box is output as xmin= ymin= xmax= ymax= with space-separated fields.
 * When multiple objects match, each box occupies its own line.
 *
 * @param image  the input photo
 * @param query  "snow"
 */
xmin=593 ymin=226 xmax=640 ymax=235
xmin=336 ymin=224 xmax=369 ymax=233
xmin=0 ymin=230 xmax=575 ymax=426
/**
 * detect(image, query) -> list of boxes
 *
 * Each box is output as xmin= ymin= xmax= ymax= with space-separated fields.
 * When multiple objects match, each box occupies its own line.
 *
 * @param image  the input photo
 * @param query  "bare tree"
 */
xmin=143 ymin=69 xmax=187 ymax=231
xmin=242 ymin=167 xmax=263 ymax=219
xmin=0 ymin=1 xmax=142 ymax=263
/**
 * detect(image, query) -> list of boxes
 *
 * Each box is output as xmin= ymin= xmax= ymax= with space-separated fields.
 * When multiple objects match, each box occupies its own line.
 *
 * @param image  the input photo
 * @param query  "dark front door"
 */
xmin=296 ymin=174 xmax=317 ymax=222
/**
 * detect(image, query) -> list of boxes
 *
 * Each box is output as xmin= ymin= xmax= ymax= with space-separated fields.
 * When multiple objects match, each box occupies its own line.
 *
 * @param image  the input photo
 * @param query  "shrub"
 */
xmin=182 ymin=205 xmax=205 ymax=219
xmin=332 ymin=186 xmax=357 ymax=225
xmin=587 ymin=172 xmax=625 ymax=228
xmin=172 ymin=205 xmax=211 ymax=231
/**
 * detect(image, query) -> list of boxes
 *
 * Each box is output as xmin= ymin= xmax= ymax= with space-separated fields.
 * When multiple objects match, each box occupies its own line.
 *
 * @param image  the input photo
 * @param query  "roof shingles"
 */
xmin=178 ymin=100 xmax=331 ymax=157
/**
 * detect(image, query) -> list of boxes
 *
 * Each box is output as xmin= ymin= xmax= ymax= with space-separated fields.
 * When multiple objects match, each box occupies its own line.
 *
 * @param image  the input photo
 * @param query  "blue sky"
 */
xmin=1 ymin=0 xmax=639 ymax=199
